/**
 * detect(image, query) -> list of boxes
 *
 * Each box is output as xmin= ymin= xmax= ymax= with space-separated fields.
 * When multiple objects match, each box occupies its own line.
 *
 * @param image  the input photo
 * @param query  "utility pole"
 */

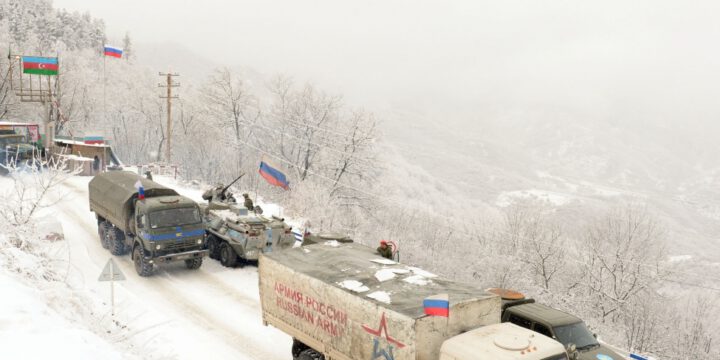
xmin=158 ymin=72 xmax=179 ymax=163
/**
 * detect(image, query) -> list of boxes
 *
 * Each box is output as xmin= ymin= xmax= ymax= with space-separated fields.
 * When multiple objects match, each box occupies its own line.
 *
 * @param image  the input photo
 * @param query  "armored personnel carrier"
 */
xmin=199 ymin=178 xmax=295 ymax=267
xmin=203 ymin=204 xmax=295 ymax=267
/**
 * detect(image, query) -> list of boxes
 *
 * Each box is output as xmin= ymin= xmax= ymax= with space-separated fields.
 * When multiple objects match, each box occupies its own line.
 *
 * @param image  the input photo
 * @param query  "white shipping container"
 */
xmin=259 ymin=242 xmax=501 ymax=360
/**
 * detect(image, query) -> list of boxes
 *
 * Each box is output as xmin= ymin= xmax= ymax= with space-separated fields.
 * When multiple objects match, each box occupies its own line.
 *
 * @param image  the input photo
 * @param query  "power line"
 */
xmin=240 ymin=118 xmax=370 ymax=160
xmin=232 ymin=132 xmax=720 ymax=291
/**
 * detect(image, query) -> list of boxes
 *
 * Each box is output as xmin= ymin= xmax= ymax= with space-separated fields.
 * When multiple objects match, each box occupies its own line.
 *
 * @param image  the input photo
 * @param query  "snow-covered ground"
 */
xmin=1 ymin=173 xmax=293 ymax=359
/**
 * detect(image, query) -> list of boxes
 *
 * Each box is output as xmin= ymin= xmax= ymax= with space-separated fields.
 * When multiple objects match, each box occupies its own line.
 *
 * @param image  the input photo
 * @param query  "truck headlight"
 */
xmin=156 ymin=244 xmax=163 ymax=250
xmin=197 ymin=239 xmax=203 ymax=244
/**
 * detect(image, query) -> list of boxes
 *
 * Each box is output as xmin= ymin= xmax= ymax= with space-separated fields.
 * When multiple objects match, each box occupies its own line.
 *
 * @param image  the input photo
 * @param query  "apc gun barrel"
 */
xmin=220 ymin=173 xmax=245 ymax=195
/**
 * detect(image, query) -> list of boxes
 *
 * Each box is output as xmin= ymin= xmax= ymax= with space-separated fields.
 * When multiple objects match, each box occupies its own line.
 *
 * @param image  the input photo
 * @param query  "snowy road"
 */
xmin=55 ymin=176 xmax=291 ymax=359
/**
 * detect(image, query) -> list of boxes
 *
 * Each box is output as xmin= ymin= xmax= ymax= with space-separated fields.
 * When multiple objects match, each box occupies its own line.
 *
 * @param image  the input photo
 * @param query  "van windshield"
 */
xmin=149 ymin=207 xmax=201 ymax=228
xmin=553 ymin=322 xmax=599 ymax=350
xmin=541 ymin=354 xmax=569 ymax=360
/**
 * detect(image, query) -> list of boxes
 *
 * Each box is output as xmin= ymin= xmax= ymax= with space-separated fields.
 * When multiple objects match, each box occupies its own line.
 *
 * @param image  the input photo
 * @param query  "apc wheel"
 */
xmin=133 ymin=246 xmax=153 ymax=277
xmin=108 ymin=227 xmax=127 ymax=255
xmin=185 ymin=258 xmax=203 ymax=270
xmin=219 ymin=242 xmax=238 ymax=267
xmin=297 ymin=348 xmax=324 ymax=360
xmin=207 ymin=235 xmax=221 ymax=260
xmin=98 ymin=221 xmax=110 ymax=249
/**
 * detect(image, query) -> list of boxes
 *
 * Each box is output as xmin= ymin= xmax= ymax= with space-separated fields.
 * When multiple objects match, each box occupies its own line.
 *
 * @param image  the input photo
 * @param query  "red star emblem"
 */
xmin=362 ymin=312 xmax=406 ymax=348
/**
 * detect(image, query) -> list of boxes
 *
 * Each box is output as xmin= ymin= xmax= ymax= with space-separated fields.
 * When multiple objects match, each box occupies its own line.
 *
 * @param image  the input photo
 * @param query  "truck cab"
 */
xmin=440 ymin=323 xmax=569 ymax=360
xmin=134 ymin=196 xmax=206 ymax=258
xmin=502 ymin=303 xmax=622 ymax=360
xmin=0 ymin=132 xmax=35 ymax=172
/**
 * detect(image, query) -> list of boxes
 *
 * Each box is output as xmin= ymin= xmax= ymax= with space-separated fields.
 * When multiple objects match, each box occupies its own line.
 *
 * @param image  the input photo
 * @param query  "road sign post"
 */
xmin=98 ymin=258 xmax=126 ymax=316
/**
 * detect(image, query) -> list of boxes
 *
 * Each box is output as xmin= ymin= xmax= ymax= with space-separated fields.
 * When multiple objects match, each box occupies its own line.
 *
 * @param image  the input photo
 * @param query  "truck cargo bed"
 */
xmin=259 ymin=242 xmax=500 ymax=360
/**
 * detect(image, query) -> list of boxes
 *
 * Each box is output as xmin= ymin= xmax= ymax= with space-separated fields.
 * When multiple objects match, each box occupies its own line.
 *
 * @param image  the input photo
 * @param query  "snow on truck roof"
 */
xmin=89 ymin=171 xmax=179 ymax=205
xmin=263 ymin=242 xmax=496 ymax=318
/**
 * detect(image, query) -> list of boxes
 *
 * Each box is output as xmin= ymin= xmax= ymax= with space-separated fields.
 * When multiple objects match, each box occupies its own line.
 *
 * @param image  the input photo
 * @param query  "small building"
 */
xmin=53 ymin=135 xmax=123 ymax=176
xmin=0 ymin=121 xmax=41 ymax=144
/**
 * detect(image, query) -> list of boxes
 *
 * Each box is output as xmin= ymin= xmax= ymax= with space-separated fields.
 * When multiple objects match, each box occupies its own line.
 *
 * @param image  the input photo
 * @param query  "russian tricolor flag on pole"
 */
xmin=104 ymin=45 xmax=123 ymax=58
xmin=423 ymin=294 xmax=450 ymax=317
xmin=259 ymin=160 xmax=290 ymax=190
xmin=134 ymin=180 xmax=145 ymax=200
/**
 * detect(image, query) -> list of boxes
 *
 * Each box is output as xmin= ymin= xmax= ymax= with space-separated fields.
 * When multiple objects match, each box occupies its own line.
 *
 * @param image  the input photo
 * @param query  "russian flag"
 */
xmin=104 ymin=45 xmax=123 ymax=58
xmin=134 ymin=180 xmax=145 ymax=200
xmin=259 ymin=161 xmax=290 ymax=190
xmin=423 ymin=294 xmax=449 ymax=317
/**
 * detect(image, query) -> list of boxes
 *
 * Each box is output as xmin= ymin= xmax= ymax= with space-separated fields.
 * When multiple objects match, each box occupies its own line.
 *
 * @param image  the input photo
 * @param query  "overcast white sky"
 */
xmin=52 ymin=0 xmax=720 ymax=124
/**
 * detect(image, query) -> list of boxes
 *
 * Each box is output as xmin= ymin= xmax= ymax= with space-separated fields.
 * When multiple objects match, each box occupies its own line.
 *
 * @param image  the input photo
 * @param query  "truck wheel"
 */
xmin=108 ymin=227 xmax=127 ymax=256
xmin=219 ymin=242 xmax=238 ymax=267
xmin=297 ymin=348 xmax=324 ymax=360
xmin=133 ymin=246 xmax=153 ymax=277
xmin=185 ymin=258 xmax=203 ymax=270
xmin=98 ymin=221 xmax=110 ymax=249
xmin=292 ymin=339 xmax=309 ymax=358
xmin=207 ymin=235 xmax=221 ymax=260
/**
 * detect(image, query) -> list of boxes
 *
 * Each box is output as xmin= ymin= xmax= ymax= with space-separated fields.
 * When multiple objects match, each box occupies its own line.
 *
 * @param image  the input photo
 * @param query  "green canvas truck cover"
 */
xmin=88 ymin=171 xmax=178 ymax=231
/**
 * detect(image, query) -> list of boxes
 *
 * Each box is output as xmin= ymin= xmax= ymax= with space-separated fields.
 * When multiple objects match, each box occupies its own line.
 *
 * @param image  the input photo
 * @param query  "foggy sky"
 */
xmin=53 ymin=0 xmax=720 ymax=127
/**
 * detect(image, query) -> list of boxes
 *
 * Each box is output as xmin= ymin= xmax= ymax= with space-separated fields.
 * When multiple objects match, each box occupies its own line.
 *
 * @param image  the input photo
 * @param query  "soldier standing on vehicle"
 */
xmin=243 ymin=193 xmax=254 ymax=211
xmin=377 ymin=240 xmax=393 ymax=259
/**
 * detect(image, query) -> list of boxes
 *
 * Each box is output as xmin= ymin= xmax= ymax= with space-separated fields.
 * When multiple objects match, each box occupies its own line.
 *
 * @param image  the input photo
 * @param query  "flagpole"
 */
xmin=254 ymin=155 xmax=262 ymax=212
xmin=103 ymin=52 xmax=106 ymax=124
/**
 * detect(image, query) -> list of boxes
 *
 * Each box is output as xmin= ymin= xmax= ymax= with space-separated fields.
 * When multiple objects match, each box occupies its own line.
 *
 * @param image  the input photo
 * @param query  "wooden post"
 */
xmin=166 ymin=73 xmax=172 ymax=162
xmin=159 ymin=72 xmax=179 ymax=163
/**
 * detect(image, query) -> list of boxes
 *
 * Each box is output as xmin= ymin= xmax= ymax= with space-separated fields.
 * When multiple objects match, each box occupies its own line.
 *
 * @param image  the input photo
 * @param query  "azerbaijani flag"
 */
xmin=134 ymin=180 xmax=145 ymax=200
xmin=104 ymin=45 xmax=123 ymax=58
xmin=22 ymin=56 xmax=58 ymax=75
xmin=259 ymin=160 xmax=290 ymax=190
xmin=423 ymin=294 xmax=450 ymax=317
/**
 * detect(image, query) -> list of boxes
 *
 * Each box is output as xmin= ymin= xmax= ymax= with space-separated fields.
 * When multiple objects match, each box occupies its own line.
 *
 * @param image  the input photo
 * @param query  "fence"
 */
xmin=128 ymin=163 xmax=179 ymax=179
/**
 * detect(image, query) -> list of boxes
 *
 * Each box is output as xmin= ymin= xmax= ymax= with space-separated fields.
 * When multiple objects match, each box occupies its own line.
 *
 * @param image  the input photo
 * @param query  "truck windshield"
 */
xmin=149 ymin=207 xmax=201 ymax=228
xmin=553 ymin=322 xmax=599 ymax=351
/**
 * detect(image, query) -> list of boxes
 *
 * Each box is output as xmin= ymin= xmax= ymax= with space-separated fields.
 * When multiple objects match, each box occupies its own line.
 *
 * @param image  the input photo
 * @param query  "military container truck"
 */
xmin=89 ymin=171 xmax=207 ymax=276
xmin=259 ymin=242 xmax=569 ymax=360
xmin=203 ymin=202 xmax=295 ymax=267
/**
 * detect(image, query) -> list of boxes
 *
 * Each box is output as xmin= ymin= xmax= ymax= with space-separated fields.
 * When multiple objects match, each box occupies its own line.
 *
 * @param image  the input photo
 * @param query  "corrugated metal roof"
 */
xmin=55 ymin=138 xmax=111 ymax=148
xmin=0 ymin=121 xmax=39 ymax=126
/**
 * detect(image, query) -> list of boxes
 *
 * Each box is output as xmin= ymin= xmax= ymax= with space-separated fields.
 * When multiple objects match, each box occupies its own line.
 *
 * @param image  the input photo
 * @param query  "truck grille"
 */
xmin=161 ymin=239 xmax=198 ymax=252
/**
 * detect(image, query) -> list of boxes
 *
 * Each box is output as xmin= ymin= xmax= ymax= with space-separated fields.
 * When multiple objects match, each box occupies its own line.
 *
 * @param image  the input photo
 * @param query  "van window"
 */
xmin=534 ymin=323 xmax=553 ymax=338
xmin=541 ymin=354 xmax=568 ymax=360
xmin=507 ymin=314 xmax=532 ymax=329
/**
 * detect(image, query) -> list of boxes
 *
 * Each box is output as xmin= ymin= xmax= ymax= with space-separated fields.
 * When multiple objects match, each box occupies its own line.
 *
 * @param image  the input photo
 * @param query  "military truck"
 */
xmin=89 ymin=171 xmax=207 ymax=276
xmin=496 ymin=293 xmax=622 ymax=360
xmin=203 ymin=202 xmax=295 ymax=267
xmin=259 ymin=242 xmax=570 ymax=360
